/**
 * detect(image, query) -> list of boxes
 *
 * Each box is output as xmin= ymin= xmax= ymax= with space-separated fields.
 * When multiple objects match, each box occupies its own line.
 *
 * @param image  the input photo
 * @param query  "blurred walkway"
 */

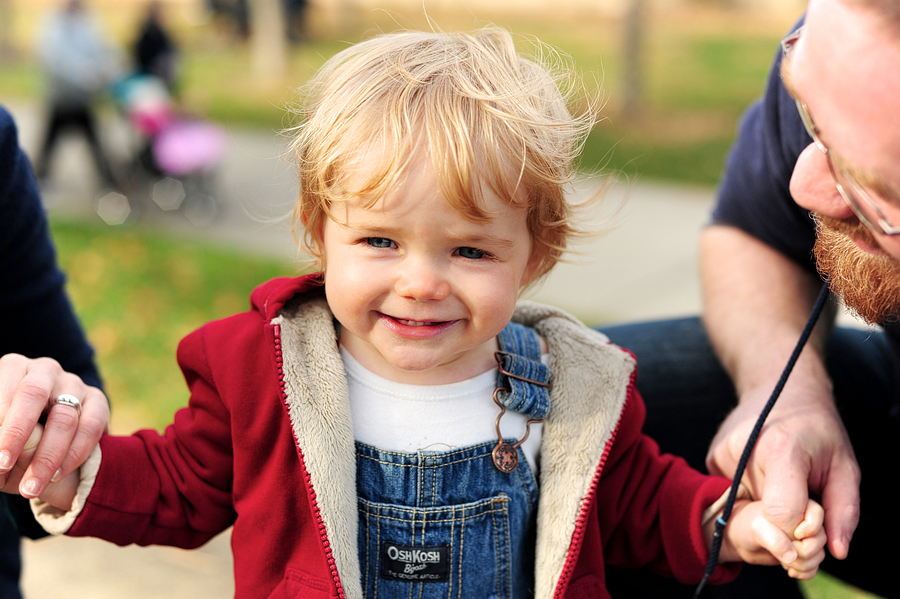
xmin=4 ymin=101 xmax=717 ymax=597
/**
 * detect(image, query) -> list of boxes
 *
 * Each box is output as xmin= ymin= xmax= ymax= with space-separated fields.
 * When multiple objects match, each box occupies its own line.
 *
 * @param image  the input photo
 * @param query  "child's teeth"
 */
xmin=400 ymin=319 xmax=431 ymax=326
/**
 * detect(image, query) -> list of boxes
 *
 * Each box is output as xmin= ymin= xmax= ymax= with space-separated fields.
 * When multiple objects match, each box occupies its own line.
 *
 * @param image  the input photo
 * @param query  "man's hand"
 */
xmin=0 ymin=354 xmax=109 ymax=498
xmin=707 ymin=388 xmax=860 ymax=560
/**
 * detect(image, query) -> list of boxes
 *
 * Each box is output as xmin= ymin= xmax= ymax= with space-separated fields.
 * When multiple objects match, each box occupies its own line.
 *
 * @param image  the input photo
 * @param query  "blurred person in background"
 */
xmin=33 ymin=0 xmax=122 ymax=190
xmin=601 ymin=0 xmax=900 ymax=596
xmin=133 ymin=0 xmax=179 ymax=94
xmin=0 ymin=105 xmax=110 ymax=598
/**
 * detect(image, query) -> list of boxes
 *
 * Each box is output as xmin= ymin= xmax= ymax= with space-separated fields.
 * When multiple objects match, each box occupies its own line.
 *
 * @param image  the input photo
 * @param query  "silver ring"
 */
xmin=52 ymin=394 xmax=82 ymax=417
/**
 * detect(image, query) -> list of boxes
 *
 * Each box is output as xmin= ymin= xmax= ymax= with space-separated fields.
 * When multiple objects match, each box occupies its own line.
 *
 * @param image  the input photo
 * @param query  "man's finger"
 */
xmin=819 ymin=458 xmax=861 ymax=560
xmin=0 ymin=354 xmax=29 ymax=417
xmin=0 ymin=423 xmax=43 ymax=494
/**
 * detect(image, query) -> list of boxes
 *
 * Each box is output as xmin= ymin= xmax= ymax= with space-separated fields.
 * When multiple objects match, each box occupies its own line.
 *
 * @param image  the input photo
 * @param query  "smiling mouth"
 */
xmin=380 ymin=313 xmax=458 ymax=333
xmin=377 ymin=313 xmax=461 ymax=340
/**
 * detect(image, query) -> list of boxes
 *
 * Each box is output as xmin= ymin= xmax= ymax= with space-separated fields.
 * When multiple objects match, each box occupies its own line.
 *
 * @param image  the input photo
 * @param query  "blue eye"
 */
xmin=456 ymin=247 xmax=485 ymax=259
xmin=366 ymin=237 xmax=395 ymax=248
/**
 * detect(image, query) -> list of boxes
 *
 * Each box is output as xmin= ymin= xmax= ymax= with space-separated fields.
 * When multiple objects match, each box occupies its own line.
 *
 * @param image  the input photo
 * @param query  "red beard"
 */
xmin=813 ymin=215 xmax=900 ymax=324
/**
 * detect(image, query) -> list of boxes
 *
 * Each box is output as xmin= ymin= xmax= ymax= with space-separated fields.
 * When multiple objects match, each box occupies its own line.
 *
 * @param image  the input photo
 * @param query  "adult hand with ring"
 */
xmin=0 ymin=354 xmax=109 ymax=498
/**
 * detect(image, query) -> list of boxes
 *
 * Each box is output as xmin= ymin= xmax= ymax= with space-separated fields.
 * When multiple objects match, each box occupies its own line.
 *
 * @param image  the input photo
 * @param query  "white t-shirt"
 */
xmin=341 ymin=347 xmax=544 ymax=474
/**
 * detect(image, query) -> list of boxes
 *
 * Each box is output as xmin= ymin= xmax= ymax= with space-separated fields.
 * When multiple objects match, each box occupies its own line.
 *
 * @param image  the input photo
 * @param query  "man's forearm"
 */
xmin=700 ymin=224 xmax=834 ymax=401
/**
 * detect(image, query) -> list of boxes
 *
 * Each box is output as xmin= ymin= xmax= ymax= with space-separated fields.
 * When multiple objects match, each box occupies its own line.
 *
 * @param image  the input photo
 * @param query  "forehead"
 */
xmin=341 ymin=154 xmax=526 ymax=222
xmin=336 ymin=135 xmax=529 ymax=216
xmin=791 ymin=0 xmax=900 ymax=178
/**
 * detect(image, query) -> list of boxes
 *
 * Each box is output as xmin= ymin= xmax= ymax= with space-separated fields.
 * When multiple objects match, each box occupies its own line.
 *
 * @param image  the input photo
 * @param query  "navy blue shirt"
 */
xmin=712 ymin=21 xmax=818 ymax=272
xmin=0 ymin=104 xmax=103 ymax=596
xmin=0 ymin=107 xmax=101 ymax=387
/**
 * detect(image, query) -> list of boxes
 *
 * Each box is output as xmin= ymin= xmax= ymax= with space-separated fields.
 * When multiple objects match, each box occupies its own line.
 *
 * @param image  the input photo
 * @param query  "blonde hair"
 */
xmin=288 ymin=27 xmax=596 ymax=285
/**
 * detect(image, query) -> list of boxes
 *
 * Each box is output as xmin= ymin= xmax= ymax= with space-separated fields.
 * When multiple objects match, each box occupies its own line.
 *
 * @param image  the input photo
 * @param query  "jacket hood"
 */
xmin=250 ymin=274 xmax=323 ymax=321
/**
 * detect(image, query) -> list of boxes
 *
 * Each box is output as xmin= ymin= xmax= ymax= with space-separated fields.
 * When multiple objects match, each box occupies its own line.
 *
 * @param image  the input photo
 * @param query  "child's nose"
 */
xmin=394 ymin=259 xmax=450 ymax=301
xmin=790 ymin=143 xmax=855 ymax=220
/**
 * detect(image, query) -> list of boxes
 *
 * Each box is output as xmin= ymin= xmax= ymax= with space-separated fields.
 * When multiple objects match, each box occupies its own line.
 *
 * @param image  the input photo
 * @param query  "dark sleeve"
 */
xmin=0 ymin=106 xmax=102 ymax=390
xmin=711 ymin=18 xmax=819 ymax=274
xmin=0 ymin=106 xmax=103 ymax=540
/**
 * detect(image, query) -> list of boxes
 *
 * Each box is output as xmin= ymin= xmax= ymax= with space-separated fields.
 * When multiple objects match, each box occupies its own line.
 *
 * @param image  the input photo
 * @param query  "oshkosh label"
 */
xmin=380 ymin=543 xmax=450 ymax=582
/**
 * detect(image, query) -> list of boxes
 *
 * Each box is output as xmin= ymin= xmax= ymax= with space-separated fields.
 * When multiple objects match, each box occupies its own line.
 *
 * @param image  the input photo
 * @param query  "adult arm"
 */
xmin=700 ymin=225 xmax=859 ymax=559
xmin=0 ymin=105 xmax=108 ymax=509
xmin=699 ymin=24 xmax=860 ymax=559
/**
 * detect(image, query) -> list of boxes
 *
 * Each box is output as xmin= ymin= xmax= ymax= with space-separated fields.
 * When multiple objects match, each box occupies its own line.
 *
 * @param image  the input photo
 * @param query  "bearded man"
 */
xmin=601 ymin=0 xmax=900 ymax=596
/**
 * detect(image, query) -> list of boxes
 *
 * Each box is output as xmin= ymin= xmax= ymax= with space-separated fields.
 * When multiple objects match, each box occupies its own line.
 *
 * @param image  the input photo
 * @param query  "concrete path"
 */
xmin=4 ymin=101 xmax=718 ymax=597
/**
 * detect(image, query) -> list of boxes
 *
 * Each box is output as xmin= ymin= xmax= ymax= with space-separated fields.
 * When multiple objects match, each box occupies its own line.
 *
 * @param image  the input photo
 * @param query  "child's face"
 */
xmin=321 ymin=154 xmax=538 ymax=385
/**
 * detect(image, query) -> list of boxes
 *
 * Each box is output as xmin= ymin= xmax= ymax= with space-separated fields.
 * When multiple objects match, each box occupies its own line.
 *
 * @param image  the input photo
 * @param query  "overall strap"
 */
xmin=495 ymin=322 xmax=551 ymax=421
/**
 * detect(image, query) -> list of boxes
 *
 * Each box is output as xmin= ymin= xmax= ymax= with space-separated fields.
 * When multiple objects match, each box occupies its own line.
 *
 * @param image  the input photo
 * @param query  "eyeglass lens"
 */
xmin=830 ymin=162 xmax=900 ymax=234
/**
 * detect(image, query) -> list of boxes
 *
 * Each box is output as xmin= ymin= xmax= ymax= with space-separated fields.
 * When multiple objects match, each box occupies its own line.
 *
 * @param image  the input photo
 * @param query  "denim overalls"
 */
xmin=355 ymin=322 xmax=551 ymax=599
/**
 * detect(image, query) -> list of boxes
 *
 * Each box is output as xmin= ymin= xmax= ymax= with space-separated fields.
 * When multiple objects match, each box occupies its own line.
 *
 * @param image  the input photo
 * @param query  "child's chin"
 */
xmin=385 ymin=356 xmax=447 ymax=374
xmin=377 ymin=352 xmax=465 ymax=383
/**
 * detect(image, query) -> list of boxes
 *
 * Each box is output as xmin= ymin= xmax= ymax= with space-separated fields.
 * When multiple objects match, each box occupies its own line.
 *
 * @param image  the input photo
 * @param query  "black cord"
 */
xmin=694 ymin=282 xmax=830 ymax=597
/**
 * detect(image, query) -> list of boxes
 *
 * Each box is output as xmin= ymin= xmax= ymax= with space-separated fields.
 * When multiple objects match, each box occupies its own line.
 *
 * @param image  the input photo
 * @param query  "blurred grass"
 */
xmin=803 ymin=572 xmax=882 ymax=599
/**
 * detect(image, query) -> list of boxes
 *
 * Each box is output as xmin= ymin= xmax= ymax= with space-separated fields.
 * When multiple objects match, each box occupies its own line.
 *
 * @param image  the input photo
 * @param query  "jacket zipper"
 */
xmin=552 ymin=366 xmax=637 ymax=598
xmin=273 ymin=323 xmax=347 ymax=598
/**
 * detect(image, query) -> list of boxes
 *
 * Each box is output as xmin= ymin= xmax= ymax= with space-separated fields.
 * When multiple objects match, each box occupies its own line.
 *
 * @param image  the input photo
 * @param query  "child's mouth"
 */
xmin=379 ymin=313 xmax=458 ymax=337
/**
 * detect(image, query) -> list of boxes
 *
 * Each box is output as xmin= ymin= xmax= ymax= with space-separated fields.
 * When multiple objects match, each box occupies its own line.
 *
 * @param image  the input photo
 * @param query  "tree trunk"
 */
xmin=623 ymin=0 xmax=646 ymax=120
xmin=249 ymin=0 xmax=288 ymax=80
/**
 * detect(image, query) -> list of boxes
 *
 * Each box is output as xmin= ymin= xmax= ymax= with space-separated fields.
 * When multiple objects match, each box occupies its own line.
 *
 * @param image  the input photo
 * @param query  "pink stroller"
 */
xmin=111 ymin=73 xmax=227 ymax=225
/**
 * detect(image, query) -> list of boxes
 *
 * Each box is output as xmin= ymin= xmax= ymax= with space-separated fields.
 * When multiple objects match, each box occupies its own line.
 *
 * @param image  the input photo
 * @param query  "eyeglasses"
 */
xmin=782 ymin=28 xmax=900 ymax=236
